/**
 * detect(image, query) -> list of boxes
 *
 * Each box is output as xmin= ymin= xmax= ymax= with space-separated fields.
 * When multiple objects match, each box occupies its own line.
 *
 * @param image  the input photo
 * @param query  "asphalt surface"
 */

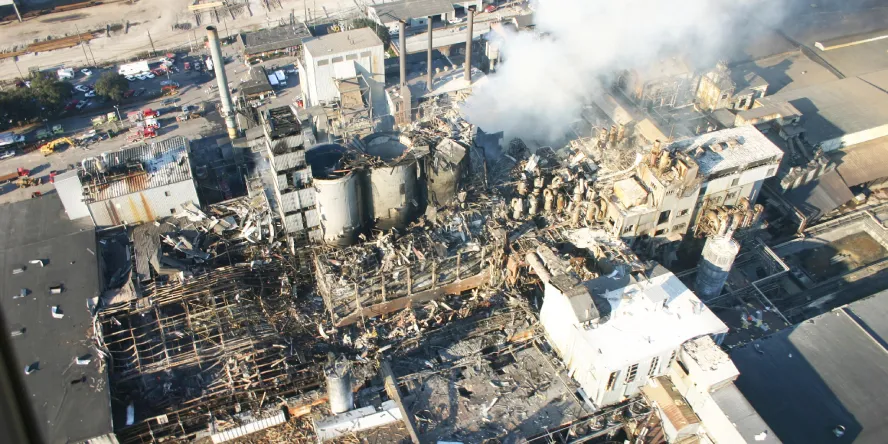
xmin=0 ymin=44 xmax=304 ymax=205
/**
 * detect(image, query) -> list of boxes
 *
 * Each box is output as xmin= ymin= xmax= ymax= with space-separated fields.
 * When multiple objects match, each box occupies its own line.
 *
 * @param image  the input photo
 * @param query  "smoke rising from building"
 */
xmin=462 ymin=0 xmax=786 ymax=143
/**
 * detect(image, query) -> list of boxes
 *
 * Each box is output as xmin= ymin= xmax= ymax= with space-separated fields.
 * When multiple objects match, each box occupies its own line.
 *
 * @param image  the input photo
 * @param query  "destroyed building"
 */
xmin=55 ymin=136 xmax=200 ymax=227
xmin=618 ymin=57 xmax=700 ymax=110
xmin=696 ymin=61 xmax=769 ymax=112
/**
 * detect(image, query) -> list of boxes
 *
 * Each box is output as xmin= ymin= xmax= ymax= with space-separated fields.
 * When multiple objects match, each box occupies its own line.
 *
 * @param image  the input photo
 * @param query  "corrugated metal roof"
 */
xmin=785 ymin=170 xmax=853 ymax=220
xmin=82 ymin=137 xmax=193 ymax=202
xmin=834 ymin=135 xmax=888 ymax=186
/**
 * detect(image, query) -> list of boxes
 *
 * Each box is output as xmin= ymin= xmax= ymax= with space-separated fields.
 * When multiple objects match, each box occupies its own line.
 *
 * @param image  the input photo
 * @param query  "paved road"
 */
xmin=0 ymin=45 xmax=304 ymax=205
xmin=0 ymin=0 xmax=359 ymax=81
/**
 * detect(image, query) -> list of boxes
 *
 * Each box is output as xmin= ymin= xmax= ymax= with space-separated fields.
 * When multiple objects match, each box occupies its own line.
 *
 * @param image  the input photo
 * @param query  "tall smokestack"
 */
xmin=427 ymin=17 xmax=433 ymax=91
xmin=465 ymin=6 xmax=475 ymax=82
xmin=399 ymin=20 xmax=407 ymax=87
xmin=206 ymin=26 xmax=237 ymax=139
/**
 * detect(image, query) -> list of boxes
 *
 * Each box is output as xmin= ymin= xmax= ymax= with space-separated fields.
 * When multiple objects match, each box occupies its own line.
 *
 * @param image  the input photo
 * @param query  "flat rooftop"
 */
xmin=731 ymin=290 xmax=888 ymax=444
xmin=241 ymin=23 xmax=312 ymax=54
xmin=756 ymin=74 xmax=888 ymax=147
xmin=669 ymin=126 xmax=783 ymax=177
xmin=303 ymin=28 xmax=382 ymax=58
xmin=0 ymin=196 xmax=112 ymax=444
xmin=368 ymin=0 xmax=454 ymax=24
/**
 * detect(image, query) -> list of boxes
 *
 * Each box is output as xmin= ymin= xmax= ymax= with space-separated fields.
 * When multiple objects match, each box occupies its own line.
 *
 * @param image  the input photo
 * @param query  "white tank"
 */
xmin=695 ymin=236 xmax=740 ymax=300
xmin=306 ymin=144 xmax=363 ymax=246
xmin=363 ymin=133 xmax=419 ymax=231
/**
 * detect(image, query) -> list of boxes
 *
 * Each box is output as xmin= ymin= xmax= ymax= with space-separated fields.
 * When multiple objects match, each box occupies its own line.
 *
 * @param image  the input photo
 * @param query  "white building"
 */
xmin=299 ymin=28 xmax=385 ymax=107
xmin=56 ymin=136 xmax=200 ymax=227
xmin=534 ymin=228 xmax=728 ymax=409
xmin=367 ymin=0 xmax=456 ymax=34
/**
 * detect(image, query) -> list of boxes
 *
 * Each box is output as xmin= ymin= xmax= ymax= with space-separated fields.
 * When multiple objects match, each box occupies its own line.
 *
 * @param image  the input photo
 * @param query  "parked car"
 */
xmin=123 ymin=89 xmax=135 ymax=98
xmin=81 ymin=68 xmax=92 ymax=77
xmin=85 ymin=90 xmax=96 ymax=98
xmin=161 ymin=97 xmax=180 ymax=106
xmin=184 ymin=61 xmax=191 ymax=71
xmin=160 ymin=80 xmax=179 ymax=87
xmin=193 ymin=61 xmax=202 ymax=71
xmin=448 ymin=16 xmax=465 ymax=24
xmin=126 ymin=75 xmax=136 ymax=81
xmin=0 ymin=150 xmax=15 ymax=160
xmin=484 ymin=4 xmax=496 ymax=12
xmin=74 ymin=85 xmax=90 ymax=93
xmin=65 ymin=99 xmax=80 ymax=111
xmin=76 ymin=100 xmax=89 ymax=110
xmin=146 ymin=73 xmax=155 ymax=79
xmin=134 ymin=88 xmax=146 ymax=97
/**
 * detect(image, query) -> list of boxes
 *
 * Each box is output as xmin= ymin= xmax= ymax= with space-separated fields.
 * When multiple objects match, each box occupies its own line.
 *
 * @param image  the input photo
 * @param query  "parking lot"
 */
xmin=0 ymin=45 xmax=304 ymax=205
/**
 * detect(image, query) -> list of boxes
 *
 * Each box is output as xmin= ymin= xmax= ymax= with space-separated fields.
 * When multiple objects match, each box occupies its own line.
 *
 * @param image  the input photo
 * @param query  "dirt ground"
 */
xmin=795 ymin=231 xmax=888 ymax=282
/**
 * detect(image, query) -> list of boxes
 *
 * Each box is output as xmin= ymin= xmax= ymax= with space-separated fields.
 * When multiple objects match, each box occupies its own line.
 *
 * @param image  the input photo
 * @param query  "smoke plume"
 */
xmin=462 ymin=0 xmax=787 ymax=143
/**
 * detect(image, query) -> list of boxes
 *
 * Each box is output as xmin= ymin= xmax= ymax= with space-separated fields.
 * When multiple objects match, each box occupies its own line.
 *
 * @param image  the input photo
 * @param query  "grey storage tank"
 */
xmin=362 ymin=133 xmax=419 ymax=231
xmin=426 ymin=138 xmax=467 ymax=208
xmin=306 ymin=144 xmax=363 ymax=246
xmin=695 ymin=236 xmax=740 ymax=300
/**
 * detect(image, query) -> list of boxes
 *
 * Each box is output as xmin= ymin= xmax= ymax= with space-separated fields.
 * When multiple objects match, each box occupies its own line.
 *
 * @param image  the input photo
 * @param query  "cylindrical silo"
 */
xmin=306 ymin=144 xmax=363 ymax=246
xmin=325 ymin=358 xmax=353 ymax=415
xmin=426 ymin=138 xmax=467 ymax=207
xmin=362 ymin=133 xmax=419 ymax=231
xmin=695 ymin=236 xmax=740 ymax=301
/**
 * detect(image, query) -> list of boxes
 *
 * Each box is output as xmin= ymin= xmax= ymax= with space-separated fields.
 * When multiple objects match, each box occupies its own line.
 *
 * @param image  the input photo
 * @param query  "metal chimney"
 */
xmin=427 ymin=17 xmax=433 ymax=91
xmin=206 ymin=26 xmax=237 ymax=139
xmin=399 ymin=20 xmax=407 ymax=87
xmin=465 ymin=6 xmax=476 ymax=82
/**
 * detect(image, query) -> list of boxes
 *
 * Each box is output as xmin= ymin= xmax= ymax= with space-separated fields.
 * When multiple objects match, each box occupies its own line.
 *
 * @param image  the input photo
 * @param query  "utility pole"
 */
xmin=12 ymin=56 xmax=23 ymax=80
xmin=147 ymin=30 xmax=157 ymax=57
xmin=75 ymin=24 xmax=91 ymax=66
xmin=11 ymin=0 xmax=22 ymax=23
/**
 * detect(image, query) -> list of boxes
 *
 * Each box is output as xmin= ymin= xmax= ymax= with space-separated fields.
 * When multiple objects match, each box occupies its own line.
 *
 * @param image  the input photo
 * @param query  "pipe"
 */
xmin=206 ymin=26 xmax=237 ymax=139
xmin=427 ymin=18 xmax=434 ymax=91
xmin=399 ymin=21 xmax=407 ymax=87
xmin=465 ymin=6 xmax=475 ymax=82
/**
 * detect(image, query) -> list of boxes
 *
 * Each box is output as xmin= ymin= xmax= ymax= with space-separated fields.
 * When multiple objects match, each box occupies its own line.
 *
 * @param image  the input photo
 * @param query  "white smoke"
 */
xmin=462 ymin=0 xmax=787 ymax=142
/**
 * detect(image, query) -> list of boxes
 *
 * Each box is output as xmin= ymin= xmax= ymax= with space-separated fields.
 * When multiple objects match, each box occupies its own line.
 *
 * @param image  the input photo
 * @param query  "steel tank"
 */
xmin=362 ymin=133 xmax=419 ymax=231
xmin=306 ymin=144 xmax=363 ymax=246
xmin=426 ymin=138 xmax=467 ymax=207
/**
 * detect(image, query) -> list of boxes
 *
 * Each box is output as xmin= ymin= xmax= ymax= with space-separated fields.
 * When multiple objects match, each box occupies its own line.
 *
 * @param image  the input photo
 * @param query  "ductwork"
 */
xmin=206 ymin=26 xmax=237 ymax=139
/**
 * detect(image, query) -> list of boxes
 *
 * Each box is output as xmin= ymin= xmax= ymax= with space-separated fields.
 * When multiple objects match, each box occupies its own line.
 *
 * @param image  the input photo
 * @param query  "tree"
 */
xmin=351 ymin=18 xmax=391 ymax=48
xmin=95 ymin=72 xmax=130 ymax=102
xmin=28 ymin=73 xmax=72 ymax=113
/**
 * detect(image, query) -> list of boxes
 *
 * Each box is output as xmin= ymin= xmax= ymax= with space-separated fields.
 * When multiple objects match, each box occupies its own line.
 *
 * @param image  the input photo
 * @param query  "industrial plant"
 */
xmin=5 ymin=1 xmax=888 ymax=444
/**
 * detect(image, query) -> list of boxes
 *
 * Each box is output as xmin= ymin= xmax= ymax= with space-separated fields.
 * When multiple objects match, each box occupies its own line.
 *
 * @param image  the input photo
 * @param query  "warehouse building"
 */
xmin=239 ymin=23 xmax=312 ymax=66
xmin=56 ymin=136 xmax=199 ymax=227
xmin=298 ymin=28 xmax=385 ymax=107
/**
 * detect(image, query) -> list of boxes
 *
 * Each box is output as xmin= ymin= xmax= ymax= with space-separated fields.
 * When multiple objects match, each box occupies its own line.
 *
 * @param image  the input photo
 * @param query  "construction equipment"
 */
xmin=39 ymin=137 xmax=76 ymax=156
xmin=161 ymin=85 xmax=179 ymax=96
xmin=0 ymin=167 xmax=30 ymax=184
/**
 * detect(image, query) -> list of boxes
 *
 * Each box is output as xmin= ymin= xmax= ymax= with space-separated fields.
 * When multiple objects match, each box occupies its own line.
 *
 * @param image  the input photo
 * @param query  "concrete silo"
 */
xmin=426 ymin=138 xmax=467 ymax=208
xmin=362 ymin=133 xmax=420 ymax=231
xmin=306 ymin=144 xmax=364 ymax=246
xmin=695 ymin=236 xmax=740 ymax=301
